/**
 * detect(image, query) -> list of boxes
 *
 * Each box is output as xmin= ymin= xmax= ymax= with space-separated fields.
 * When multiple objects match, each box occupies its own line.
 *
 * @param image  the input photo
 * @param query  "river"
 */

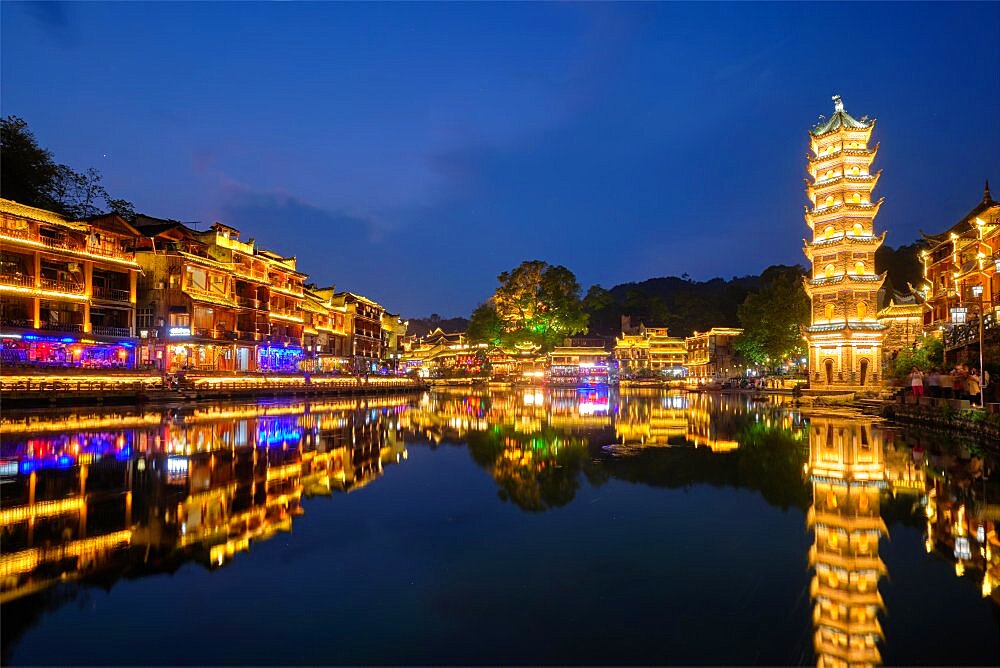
xmin=1 ymin=388 xmax=997 ymax=665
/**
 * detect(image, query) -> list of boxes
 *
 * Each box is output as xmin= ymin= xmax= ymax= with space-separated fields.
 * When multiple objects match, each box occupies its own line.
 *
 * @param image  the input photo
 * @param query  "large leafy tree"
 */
xmin=1 ymin=116 xmax=135 ymax=220
xmin=734 ymin=265 xmax=810 ymax=370
xmin=470 ymin=260 xmax=588 ymax=349
xmin=467 ymin=302 xmax=504 ymax=345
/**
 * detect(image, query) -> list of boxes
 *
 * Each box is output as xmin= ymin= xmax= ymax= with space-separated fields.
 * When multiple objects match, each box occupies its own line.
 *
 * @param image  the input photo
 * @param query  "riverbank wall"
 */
xmin=0 ymin=371 xmax=427 ymax=408
xmin=881 ymin=396 xmax=1000 ymax=444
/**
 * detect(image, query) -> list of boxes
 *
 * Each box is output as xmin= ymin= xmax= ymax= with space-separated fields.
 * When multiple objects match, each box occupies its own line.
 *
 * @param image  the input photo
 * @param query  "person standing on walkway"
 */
xmin=939 ymin=367 xmax=954 ymax=398
xmin=967 ymin=369 xmax=982 ymax=406
xmin=909 ymin=367 xmax=925 ymax=399
xmin=927 ymin=368 xmax=941 ymax=398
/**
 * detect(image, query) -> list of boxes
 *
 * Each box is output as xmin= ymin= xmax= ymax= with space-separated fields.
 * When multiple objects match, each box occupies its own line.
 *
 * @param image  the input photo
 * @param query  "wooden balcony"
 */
xmin=92 ymin=286 xmax=131 ymax=302
xmin=0 ymin=271 xmax=35 ymax=289
xmin=0 ymin=217 xmax=135 ymax=263
xmin=39 ymin=277 xmax=85 ymax=295
xmin=91 ymin=325 xmax=132 ymax=337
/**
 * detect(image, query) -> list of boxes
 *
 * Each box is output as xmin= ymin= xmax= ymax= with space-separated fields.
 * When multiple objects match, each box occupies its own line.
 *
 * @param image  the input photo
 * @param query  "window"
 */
xmin=856 ymin=302 xmax=867 ymax=319
xmin=186 ymin=267 xmax=207 ymax=291
xmin=855 ymin=261 xmax=866 ymax=275
xmin=825 ymin=195 xmax=835 ymax=207
xmin=168 ymin=312 xmax=190 ymax=327
xmin=825 ymin=303 xmax=835 ymax=320
xmin=824 ymin=225 xmax=836 ymax=240
xmin=852 ymin=193 xmax=862 ymax=203
xmin=137 ymin=307 xmax=155 ymax=330
xmin=852 ymin=223 xmax=864 ymax=236
xmin=824 ymin=264 xmax=835 ymax=278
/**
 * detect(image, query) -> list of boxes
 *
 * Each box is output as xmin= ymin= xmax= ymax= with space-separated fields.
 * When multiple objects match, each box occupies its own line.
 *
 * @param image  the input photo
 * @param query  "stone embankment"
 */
xmin=0 ymin=371 xmax=427 ymax=408
xmin=881 ymin=395 xmax=1000 ymax=444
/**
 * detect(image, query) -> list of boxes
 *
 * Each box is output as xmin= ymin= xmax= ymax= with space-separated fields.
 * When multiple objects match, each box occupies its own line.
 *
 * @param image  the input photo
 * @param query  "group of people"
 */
xmin=909 ymin=364 xmax=990 ymax=405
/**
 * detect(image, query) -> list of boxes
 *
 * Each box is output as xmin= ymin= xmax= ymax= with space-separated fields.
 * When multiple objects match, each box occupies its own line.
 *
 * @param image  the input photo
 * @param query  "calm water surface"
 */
xmin=1 ymin=389 xmax=997 ymax=665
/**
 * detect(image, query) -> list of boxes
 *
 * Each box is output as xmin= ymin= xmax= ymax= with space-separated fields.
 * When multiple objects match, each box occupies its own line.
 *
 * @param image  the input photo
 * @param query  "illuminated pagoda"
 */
xmin=803 ymin=96 xmax=886 ymax=388
xmin=806 ymin=416 xmax=888 ymax=667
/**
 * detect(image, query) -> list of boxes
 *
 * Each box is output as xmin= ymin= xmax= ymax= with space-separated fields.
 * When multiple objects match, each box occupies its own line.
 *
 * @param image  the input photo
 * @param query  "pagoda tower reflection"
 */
xmin=806 ymin=415 xmax=887 ymax=667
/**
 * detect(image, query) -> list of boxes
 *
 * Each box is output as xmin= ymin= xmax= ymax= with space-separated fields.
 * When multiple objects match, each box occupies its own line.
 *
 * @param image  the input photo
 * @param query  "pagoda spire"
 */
xmin=985 ymin=178 xmax=992 ymax=203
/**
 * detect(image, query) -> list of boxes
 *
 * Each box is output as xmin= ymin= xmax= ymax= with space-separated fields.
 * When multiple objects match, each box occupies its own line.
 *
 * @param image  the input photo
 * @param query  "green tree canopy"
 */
xmin=1 ymin=116 xmax=135 ymax=220
xmin=734 ymin=265 xmax=810 ymax=370
xmin=470 ymin=260 xmax=588 ymax=350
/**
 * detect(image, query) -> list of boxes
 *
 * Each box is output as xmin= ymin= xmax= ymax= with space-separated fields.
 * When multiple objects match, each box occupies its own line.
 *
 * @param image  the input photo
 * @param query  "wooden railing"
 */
xmin=39 ymin=277 xmax=85 ymax=294
xmin=91 ymin=325 xmax=132 ymax=337
xmin=92 ymin=286 xmax=131 ymax=302
xmin=0 ymin=272 xmax=35 ymax=288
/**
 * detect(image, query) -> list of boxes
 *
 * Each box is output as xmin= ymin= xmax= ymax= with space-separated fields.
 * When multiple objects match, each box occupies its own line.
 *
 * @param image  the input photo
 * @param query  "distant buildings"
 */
xmin=614 ymin=319 xmax=686 ymax=377
xmin=0 ymin=198 xmax=405 ymax=373
xmin=684 ymin=327 xmax=743 ymax=382
xmin=548 ymin=337 xmax=612 ymax=386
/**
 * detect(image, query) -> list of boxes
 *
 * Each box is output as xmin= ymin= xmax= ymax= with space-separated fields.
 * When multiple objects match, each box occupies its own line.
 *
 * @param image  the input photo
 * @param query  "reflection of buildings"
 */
xmin=806 ymin=416 xmax=887 ymax=667
xmin=922 ymin=450 xmax=999 ymax=603
xmin=0 ymin=399 xmax=409 ymax=603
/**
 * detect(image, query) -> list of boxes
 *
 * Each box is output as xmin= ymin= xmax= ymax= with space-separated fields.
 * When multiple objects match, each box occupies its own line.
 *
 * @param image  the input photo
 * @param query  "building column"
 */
xmin=83 ymin=261 xmax=93 ymax=333
xmin=32 ymin=251 xmax=41 ymax=328
xmin=129 ymin=271 xmax=138 ymax=336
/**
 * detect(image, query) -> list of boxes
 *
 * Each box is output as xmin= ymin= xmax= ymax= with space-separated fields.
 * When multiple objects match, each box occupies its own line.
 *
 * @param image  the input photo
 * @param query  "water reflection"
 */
xmin=806 ymin=416 xmax=889 ymax=666
xmin=1 ymin=397 xmax=409 ymax=605
xmin=1 ymin=389 xmax=997 ymax=665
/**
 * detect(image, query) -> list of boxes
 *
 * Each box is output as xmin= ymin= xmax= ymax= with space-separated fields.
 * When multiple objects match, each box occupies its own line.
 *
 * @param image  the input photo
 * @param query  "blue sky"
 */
xmin=3 ymin=2 xmax=998 ymax=316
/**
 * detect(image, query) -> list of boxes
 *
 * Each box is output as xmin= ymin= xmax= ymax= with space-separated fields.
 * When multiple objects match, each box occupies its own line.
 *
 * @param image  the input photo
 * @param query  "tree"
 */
xmin=1 ymin=115 xmax=135 ymax=220
xmin=467 ymin=302 xmax=503 ymax=345
xmin=472 ymin=260 xmax=588 ymax=350
xmin=734 ymin=265 xmax=810 ymax=370
xmin=889 ymin=335 xmax=943 ymax=379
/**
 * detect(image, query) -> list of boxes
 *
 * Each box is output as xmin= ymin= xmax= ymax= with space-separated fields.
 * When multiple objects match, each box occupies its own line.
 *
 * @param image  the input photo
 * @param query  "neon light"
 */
xmin=60 ymin=337 xmax=75 ymax=343
xmin=169 ymin=326 xmax=192 ymax=337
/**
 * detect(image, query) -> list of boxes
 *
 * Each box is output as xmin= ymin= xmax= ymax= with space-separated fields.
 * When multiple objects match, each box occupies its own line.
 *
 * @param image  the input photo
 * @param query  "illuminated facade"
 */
xmin=876 ymin=298 xmax=926 ymax=359
xmin=302 ymin=286 xmax=352 ymax=373
xmin=684 ymin=327 xmax=743 ymax=381
xmin=0 ymin=199 xmax=140 ymax=367
xmin=134 ymin=219 xmax=313 ymax=372
xmin=921 ymin=183 xmax=1000 ymax=327
xmin=614 ymin=324 xmax=686 ymax=376
xmin=806 ymin=415 xmax=887 ymax=667
xmin=548 ymin=338 xmax=612 ymax=386
xmin=337 ymin=292 xmax=385 ymax=373
xmin=803 ymin=96 xmax=886 ymax=389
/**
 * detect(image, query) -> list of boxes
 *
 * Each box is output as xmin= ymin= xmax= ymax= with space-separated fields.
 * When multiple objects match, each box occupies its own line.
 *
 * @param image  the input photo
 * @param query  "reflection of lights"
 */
xmin=954 ymin=537 xmax=972 ymax=560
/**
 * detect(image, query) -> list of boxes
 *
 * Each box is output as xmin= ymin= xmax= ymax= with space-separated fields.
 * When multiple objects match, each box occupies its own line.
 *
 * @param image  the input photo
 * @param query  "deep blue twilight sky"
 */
xmin=2 ymin=2 xmax=998 ymax=316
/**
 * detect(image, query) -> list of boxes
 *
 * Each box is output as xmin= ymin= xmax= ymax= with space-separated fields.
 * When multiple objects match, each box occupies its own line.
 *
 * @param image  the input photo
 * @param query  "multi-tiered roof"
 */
xmin=802 ymin=96 xmax=887 ymax=387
